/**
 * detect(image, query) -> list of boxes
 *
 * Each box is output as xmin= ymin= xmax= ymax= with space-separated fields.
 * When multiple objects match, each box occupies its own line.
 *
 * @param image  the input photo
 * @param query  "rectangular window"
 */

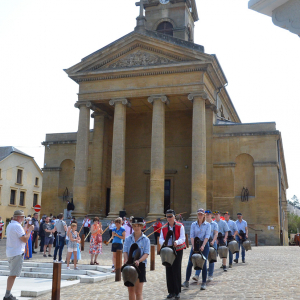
xmin=17 ymin=169 xmax=23 ymax=184
xmin=33 ymin=194 xmax=38 ymax=207
xmin=19 ymin=191 xmax=25 ymax=206
xmin=0 ymin=168 xmax=2 ymax=179
xmin=10 ymin=190 xmax=16 ymax=205
xmin=35 ymin=177 xmax=39 ymax=186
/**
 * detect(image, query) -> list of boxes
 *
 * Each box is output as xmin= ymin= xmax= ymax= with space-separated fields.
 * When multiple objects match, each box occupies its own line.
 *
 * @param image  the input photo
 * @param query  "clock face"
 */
xmin=160 ymin=0 xmax=170 ymax=4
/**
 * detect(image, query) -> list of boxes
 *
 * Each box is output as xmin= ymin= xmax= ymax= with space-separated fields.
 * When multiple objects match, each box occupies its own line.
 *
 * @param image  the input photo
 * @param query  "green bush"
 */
xmin=288 ymin=213 xmax=300 ymax=234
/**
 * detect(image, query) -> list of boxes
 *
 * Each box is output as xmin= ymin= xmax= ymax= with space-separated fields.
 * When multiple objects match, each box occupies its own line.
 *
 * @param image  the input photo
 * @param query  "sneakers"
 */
xmin=242 ymin=260 xmax=245 ymax=263
xmin=48 ymin=254 xmax=52 ymax=257
xmin=234 ymin=259 xmax=238 ymax=263
xmin=59 ymin=260 xmax=64 ymax=263
xmin=167 ymin=294 xmax=175 ymax=299
xmin=53 ymin=259 xmax=58 ymax=263
xmin=200 ymin=283 xmax=206 ymax=290
xmin=67 ymin=266 xmax=70 ymax=270
xmin=229 ymin=264 xmax=232 ymax=268
xmin=192 ymin=275 xmax=199 ymax=282
xmin=43 ymin=254 xmax=47 ymax=257
xmin=74 ymin=267 xmax=79 ymax=270
xmin=181 ymin=281 xmax=189 ymax=288
xmin=207 ymin=276 xmax=213 ymax=282
xmin=223 ymin=265 xmax=227 ymax=272
xmin=3 ymin=295 xmax=17 ymax=300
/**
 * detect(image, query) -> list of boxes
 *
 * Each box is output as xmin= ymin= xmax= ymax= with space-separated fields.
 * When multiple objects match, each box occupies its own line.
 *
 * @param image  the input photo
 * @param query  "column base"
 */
xmin=188 ymin=213 xmax=198 ymax=221
xmin=106 ymin=212 xmax=120 ymax=220
xmin=72 ymin=211 xmax=88 ymax=218
xmin=146 ymin=212 xmax=165 ymax=221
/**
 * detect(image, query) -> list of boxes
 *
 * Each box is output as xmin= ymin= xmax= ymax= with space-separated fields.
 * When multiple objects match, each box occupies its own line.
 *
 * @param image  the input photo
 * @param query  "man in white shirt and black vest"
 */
xmin=159 ymin=209 xmax=186 ymax=299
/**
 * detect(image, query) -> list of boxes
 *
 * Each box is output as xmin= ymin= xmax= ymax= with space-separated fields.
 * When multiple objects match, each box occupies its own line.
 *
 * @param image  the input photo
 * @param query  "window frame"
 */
xmin=19 ymin=190 xmax=26 ymax=207
xmin=35 ymin=177 xmax=39 ymax=187
xmin=9 ymin=188 xmax=18 ymax=206
xmin=16 ymin=169 xmax=23 ymax=185
xmin=33 ymin=193 xmax=39 ymax=208
xmin=156 ymin=21 xmax=174 ymax=36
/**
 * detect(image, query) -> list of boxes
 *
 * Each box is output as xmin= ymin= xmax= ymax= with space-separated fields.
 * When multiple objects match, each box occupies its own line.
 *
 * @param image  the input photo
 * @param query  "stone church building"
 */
xmin=41 ymin=0 xmax=288 ymax=245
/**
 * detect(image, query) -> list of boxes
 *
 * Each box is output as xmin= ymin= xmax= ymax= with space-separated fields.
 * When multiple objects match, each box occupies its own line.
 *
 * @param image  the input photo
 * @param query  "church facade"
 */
xmin=41 ymin=0 xmax=288 ymax=245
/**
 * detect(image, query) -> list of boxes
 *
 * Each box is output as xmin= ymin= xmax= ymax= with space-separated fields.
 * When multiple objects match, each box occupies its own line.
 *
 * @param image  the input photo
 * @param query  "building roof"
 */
xmin=0 ymin=146 xmax=32 ymax=162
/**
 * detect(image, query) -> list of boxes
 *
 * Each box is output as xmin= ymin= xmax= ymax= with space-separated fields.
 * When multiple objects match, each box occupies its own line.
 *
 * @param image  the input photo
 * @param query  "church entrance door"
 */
xmin=164 ymin=179 xmax=171 ymax=213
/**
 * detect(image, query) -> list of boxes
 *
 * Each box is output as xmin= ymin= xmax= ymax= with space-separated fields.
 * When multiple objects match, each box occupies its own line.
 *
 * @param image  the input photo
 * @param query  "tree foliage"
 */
xmin=288 ymin=195 xmax=300 ymax=209
xmin=288 ymin=213 xmax=300 ymax=234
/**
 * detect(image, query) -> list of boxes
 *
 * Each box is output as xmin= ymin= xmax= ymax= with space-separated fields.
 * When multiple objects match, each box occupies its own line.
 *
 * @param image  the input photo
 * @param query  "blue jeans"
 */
xmin=235 ymin=235 xmax=245 ymax=261
xmin=186 ymin=243 xmax=209 ymax=283
xmin=229 ymin=249 xmax=233 ymax=265
xmin=54 ymin=236 xmax=65 ymax=261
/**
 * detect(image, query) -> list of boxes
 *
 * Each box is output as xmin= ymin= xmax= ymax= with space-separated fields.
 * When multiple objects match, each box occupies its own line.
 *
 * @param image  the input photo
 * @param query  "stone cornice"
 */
xmin=42 ymin=140 xmax=76 ymax=145
xmin=109 ymin=98 xmax=131 ymax=107
xmin=188 ymin=91 xmax=209 ymax=101
xmin=143 ymin=169 xmax=177 ymax=174
xmin=213 ymin=131 xmax=280 ymax=138
xmin=213 ymin=163 xmax=236 ymax=168
xmin=42 ymin=167 xmax=62 ymax=172
xmin=148 ymin=95 xmax=170 ymax=105
xmin=73 ymin=66 xmax=206 ymax=83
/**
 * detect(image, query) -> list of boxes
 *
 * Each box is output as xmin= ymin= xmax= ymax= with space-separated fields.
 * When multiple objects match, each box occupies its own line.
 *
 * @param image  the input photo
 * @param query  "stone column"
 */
xmin=107 ymin=98 xmax=130 ymax=219
xmin=90 ymin=111 xmax=106 ymax=216
xmin=73 ymin=102 xmax=91 ymax=217
xmin=147 ymin=95 xmax=169 ymax=219
xmin=188 ymin=92 xmax=207 ymax=220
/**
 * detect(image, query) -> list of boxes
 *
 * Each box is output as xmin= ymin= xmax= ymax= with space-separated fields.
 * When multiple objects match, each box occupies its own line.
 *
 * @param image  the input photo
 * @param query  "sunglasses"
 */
xmin=166 ymin=215 xmax=174 ymax=218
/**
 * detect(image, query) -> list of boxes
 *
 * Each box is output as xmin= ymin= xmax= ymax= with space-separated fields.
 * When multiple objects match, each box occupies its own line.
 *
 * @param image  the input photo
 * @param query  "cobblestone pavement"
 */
xmin=1 ymin=239 xmax=300 ymax=299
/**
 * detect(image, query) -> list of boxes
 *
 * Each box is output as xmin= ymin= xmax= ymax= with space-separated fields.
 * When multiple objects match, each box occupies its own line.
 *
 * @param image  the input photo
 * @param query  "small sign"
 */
xmin=34 ymin=204 xmax=41 ymax=212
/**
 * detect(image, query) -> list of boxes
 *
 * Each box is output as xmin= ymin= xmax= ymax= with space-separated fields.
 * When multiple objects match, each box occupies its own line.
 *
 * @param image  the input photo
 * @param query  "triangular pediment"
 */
xmin=65 ymin=31 xmax=211 ymax=76
xmin=102 ymin=49 xmax=177 ymax=69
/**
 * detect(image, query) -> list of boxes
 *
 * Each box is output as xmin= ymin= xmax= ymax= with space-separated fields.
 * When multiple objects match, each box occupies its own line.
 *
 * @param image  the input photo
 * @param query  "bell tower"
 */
xmin=141 ymin=0 xmax=199 ymax=42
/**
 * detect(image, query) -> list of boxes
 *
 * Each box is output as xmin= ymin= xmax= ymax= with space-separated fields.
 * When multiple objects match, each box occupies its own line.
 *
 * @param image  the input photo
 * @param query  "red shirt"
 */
xmin=153 ymin=222 xmax=162 ymax=233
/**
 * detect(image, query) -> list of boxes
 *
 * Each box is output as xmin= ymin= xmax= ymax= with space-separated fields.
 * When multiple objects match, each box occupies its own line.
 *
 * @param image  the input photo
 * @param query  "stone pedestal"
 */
xmin=73 ymin=102 xmax=90 ymax=217
xmin=107 ymin=99 xmax=130 ymax=219
xmin=188 ymin=93 xmax=207 ymax=220
xmin=147 ymin=95 xmax=169 ymax=219
xmin=90 ymin=111 xmax=106 ymax=217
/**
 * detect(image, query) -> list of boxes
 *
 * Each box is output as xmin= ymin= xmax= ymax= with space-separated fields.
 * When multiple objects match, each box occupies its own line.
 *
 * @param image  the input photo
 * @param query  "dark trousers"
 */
xmin=32 ymin=231 xmax=38 ymax=250
xmin=154 ymin=232 xmax=160 ymax=245
xmin=166 ymin=249 xmax=183 ymax=295
xmin=84 ymin=227 xmax=90 ymax=242
xmin=54 ymin=236 xmax=65 ymax=261
xmin=40 ymin=236 xmax=45 ymax=252
xmin=109 ymin=230 xmax=113 ymax=242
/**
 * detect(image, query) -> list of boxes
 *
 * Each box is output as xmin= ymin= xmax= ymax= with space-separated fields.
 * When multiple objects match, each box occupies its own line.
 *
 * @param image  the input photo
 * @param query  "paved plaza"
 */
xmin=0 ymin=239 xmax=299 ymax=299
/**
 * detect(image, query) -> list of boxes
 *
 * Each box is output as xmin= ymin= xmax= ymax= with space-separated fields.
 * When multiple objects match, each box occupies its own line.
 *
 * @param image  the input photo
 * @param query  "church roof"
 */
xmin=0 ymin=146 xmax=32 ymax=162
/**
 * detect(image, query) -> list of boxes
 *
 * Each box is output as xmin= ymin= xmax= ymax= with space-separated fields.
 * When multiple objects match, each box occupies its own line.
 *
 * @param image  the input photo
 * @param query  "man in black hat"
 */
xmin=159 ymin=209 xmax=186 ymax=299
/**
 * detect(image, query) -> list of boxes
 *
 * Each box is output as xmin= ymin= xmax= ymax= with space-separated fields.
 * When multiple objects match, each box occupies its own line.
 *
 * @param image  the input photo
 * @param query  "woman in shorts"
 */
xmin=111 ymin=217 xmax=125 ymax=272
xmin=123 ymin=217 xmax=150 ymax=300
xmin=66 ymin=223 xmax=80 ymax=270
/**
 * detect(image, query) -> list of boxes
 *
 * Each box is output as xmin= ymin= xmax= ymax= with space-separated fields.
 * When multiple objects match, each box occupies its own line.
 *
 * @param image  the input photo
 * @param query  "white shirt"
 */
xmin=83 ymin=219 xmax=91 ymax=227
xmin=6 ymin=220 xmax=26 ymax=257
xmin=159 ymin=223 xmax=185 ymax=246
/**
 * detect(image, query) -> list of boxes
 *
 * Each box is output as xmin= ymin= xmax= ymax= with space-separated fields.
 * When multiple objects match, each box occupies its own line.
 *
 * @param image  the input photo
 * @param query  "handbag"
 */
xmin=95 ymin=233 xmax=102 ymax=244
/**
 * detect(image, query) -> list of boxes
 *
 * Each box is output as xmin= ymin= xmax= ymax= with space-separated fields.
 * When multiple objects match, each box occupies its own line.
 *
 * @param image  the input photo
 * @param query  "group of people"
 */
xmin=161 ymin=209 xmax=249 ymax=299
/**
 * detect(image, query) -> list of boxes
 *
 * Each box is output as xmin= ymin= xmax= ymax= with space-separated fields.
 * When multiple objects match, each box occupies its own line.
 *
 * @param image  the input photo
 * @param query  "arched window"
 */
xmin=156 ymin=21 xmax=173 ymax=36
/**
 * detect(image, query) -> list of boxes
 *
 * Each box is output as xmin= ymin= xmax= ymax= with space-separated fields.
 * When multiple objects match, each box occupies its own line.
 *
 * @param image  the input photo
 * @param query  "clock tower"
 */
xmin=139 ymin=0 xmax=199 ymax=42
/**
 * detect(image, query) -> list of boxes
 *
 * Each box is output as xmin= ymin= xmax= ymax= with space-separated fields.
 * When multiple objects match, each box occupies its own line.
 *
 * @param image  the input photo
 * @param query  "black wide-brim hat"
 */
xmin=131 ymin=217 xmax=144 ymax=225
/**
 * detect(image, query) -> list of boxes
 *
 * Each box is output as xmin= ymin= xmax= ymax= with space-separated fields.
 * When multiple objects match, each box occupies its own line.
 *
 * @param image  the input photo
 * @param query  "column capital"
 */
xmin=109 ymin=98 xmax=131 ymax=107
xmin=188 ymin=92 xmax=209 ymax=102
xmin=148 ymin=95 xmax=169 ymax=105
xmin=91 ymin=111 xmax=111 ymax=119
xmin=74 ymin=101 xmax=93 ymax=109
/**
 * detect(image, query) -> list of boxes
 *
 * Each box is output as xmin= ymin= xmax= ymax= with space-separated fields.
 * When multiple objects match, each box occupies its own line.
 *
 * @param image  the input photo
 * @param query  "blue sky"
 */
xmin=0 ymin=0 xmax=299 ymax=200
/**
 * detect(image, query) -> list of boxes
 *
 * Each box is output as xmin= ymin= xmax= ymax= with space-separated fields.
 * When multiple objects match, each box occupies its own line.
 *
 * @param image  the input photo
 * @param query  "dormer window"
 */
xmin=156 ymin=21 xmax=173 ymax=36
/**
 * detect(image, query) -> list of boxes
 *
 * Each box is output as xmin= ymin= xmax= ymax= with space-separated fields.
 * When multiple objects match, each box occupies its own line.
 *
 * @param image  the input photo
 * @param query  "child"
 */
xmin=66 ymin=223 xmax=80 ymax=270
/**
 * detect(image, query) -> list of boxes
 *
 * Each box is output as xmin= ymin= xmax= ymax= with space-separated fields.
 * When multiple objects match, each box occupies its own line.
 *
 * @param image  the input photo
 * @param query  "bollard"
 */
xmin=115 ymin=249 xmax=122 ymax=281
xmin=35 ymin=235 xmax=39 ymax=249
xmin=157 ymin=237 xmax=161 ymax=255
xmin=51 ymin=263 xmax=61 ymax=300
xmin=81 ymin=234 xmax=85 ymax=251
xmin=185 ymin=233 xmax=189 ymax=248
xmin=255 ymin=233 xmax=258 ymax=246
xmin=150 ymin=245 xmax=155 ymax=271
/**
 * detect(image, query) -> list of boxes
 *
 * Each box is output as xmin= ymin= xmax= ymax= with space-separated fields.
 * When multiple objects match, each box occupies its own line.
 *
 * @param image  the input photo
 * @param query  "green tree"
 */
xmin=288 ymin=213 xmax=300 ymax=234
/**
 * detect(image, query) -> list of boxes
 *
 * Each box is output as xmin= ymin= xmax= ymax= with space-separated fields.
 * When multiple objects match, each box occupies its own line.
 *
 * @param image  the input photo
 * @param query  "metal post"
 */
xmin=51 ymin=263 xmax=61 ymax=300
xmin=115 ymin=249 xmax=122 ymax=281
xmin=255 ymin=233 xmax=258 ymax=246
xmin=157 ymin=237 xmax=161 ymax=255
xmin=150 ymin=245 xmax=155 ymax=271
xmin=185 ymin=233 xmax=189 ymax=248
xmin=81 ymin=234 xmax=85 ymax=251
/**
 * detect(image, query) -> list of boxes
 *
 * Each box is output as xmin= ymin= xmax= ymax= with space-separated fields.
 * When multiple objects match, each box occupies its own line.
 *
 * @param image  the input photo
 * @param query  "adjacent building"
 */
xmin=248 ymin=0 xmax=300 ymax=36
xmin=41 ymin=0 xmax=289 ymax=245
xmin=0 ymin=147 xmax=42 ymax=234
